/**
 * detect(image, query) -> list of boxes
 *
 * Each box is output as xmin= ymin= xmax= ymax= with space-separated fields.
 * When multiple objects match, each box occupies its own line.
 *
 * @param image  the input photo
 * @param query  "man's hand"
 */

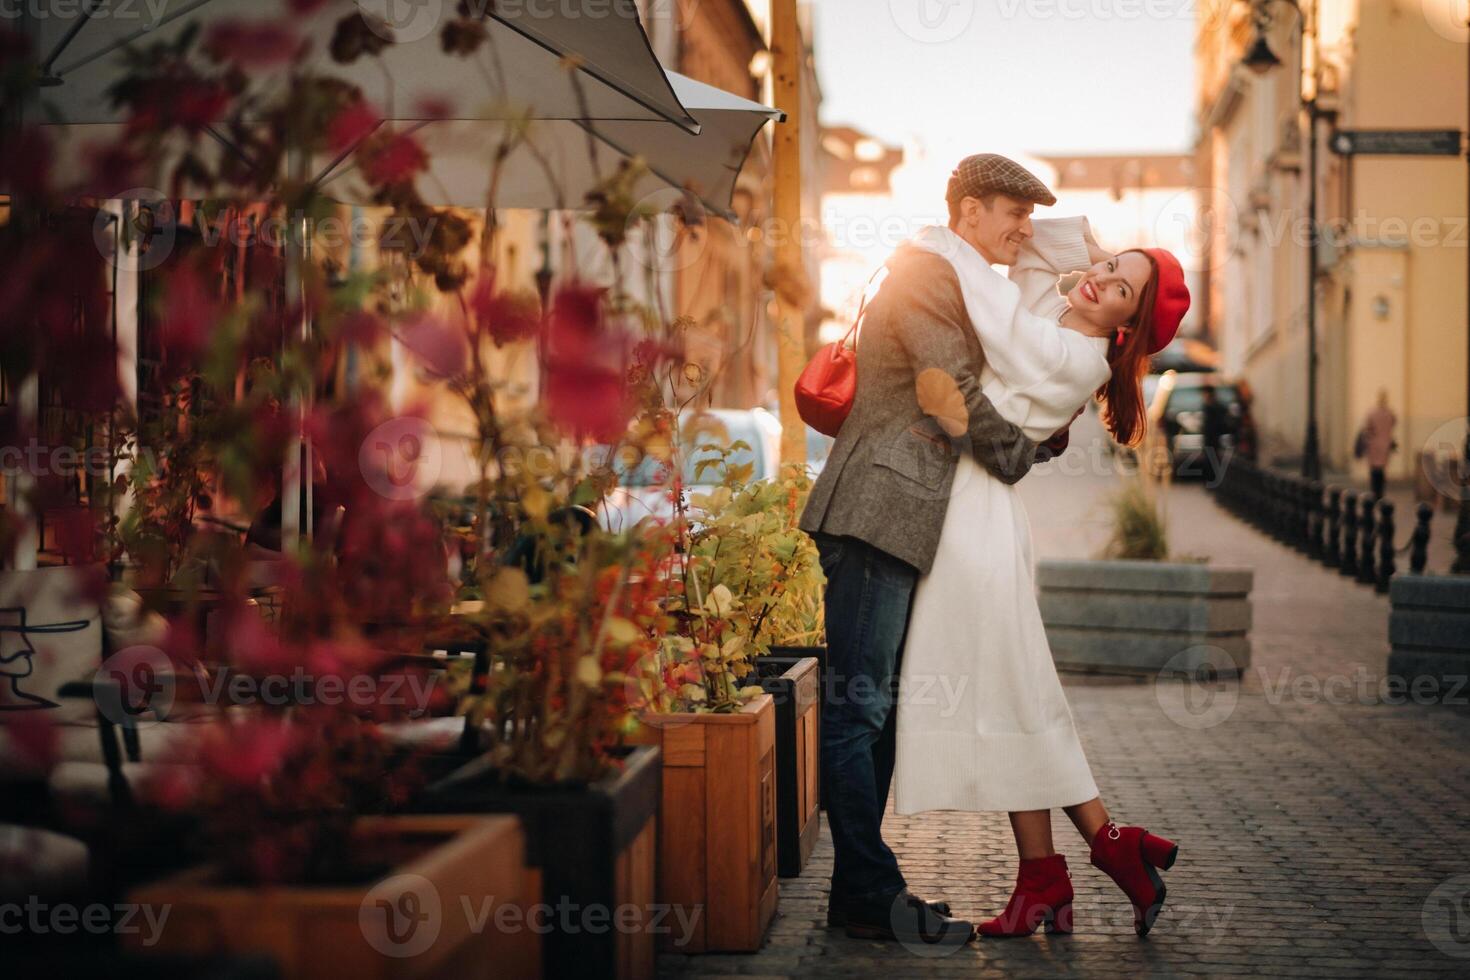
xmin=1036 ymin=405 xmax=1085 ymax=462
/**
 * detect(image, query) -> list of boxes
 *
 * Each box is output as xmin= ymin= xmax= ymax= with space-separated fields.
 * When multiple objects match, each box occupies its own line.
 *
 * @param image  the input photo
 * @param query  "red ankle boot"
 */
xmin=1089 ymin=821 xmax=1179 ymax=936
xmin=977 ymin=853 xmax=1074 ymax=938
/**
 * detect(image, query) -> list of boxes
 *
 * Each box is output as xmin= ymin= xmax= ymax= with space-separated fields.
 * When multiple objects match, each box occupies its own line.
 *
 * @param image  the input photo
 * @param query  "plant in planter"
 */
xmin=686 ymin=459 xmax=824 ymax=878
xmin=1099 ymin=476 xmax=1169 ymax=561
xmin=1039 ymin=469 xmax=1253 ymax=677
xmin=0 ymin=16 xmax=542 ymax=976
xmin=412 ymin=499 xmax=675 ymax=978
xmin=686 ymin=459 xmax=825 ymax=653
xmin=5 ymin=0 xmax=781 ymax=973
xmin=608 ymin=456 xmax=840 ymax=950
xmin=126 ymin=813 xmax=538 ymax=980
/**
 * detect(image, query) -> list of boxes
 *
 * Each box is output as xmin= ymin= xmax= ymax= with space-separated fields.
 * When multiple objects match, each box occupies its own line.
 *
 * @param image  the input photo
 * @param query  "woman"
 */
xmin=892 ymin=216 xmax=1190 ymax=938
xmin=1360 ymin=389 xmax=1397 ymax=499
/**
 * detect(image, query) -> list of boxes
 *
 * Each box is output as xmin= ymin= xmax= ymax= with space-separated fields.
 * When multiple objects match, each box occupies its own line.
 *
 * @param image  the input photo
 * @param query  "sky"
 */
xmin=809 ymin=0 xmax=1199 ymax=160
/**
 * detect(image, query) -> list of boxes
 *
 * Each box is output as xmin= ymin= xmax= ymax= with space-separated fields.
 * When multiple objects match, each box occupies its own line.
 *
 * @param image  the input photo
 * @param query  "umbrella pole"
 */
xmin=6 ymin=375 xmax=40 ymax=570
xmin=4 ymin=11 xmax=39 ymax=569
xmin=771 ymin=0 xmax=807 ymax=470
xmin=281 ymin=153 xmax=312 ymax=553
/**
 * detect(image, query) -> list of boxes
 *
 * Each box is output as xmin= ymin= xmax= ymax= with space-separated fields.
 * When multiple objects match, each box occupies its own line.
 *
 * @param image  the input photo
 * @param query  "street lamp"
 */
xmin=1452 ymin=10 xmax=1470 ymax=575
xmin=1239 ymin=0 xmax=1324 ymax=481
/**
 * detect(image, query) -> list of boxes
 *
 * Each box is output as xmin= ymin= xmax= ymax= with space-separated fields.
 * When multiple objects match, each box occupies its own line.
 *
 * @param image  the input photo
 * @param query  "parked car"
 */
xmin=1143 ymin=373 xmax=1244 ymax=479
xmin=585 ymin=407 xmax=782 ymax=532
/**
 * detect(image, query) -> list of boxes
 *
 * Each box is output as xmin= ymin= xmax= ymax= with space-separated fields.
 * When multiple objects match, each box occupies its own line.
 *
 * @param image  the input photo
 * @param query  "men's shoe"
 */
xmin=842 ymin=889 xmax=974 ymax=947
xmin=826 ymin=891 xmax=952 ymax=928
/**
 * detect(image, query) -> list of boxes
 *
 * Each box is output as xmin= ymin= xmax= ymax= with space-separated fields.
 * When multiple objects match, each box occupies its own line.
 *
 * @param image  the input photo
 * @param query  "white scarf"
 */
xmin=906 ymin=224 xmax=1110 ymax=440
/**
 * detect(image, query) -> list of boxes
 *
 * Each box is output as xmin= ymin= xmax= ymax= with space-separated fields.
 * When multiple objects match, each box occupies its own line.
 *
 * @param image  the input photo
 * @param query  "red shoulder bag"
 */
xmin=795 ymin=269 xmax=885 ymax=437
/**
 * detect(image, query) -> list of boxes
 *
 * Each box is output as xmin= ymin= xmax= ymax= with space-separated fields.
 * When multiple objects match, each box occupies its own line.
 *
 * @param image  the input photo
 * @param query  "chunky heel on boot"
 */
xmin=1140 ymin=832 xmax=1178 ymax=870
xmin=977 ymin=854 xmax=1075 ymax=938
xmin=1043 ymin=901 xmax=1074 ymax=935
xmin=1090 ymin=822 xmax=1179 ymax=937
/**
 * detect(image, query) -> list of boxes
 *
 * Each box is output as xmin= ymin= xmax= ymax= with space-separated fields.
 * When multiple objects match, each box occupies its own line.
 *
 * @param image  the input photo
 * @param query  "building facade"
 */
xmin=1194 ymin=0 xmax=1468 ymax=481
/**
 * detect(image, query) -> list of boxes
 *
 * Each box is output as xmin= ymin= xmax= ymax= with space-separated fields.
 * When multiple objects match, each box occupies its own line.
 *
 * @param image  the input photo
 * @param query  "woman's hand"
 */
xmin=1074 ymin=217 xmax=1111 ymax=266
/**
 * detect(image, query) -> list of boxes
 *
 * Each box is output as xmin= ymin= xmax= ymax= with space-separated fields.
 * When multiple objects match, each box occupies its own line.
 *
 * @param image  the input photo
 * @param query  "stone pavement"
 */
xmin=659 ymin=422 xmax=1470 ymax=978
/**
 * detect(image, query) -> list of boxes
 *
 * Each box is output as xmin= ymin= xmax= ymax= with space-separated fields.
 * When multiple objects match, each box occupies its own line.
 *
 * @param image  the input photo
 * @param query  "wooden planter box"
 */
xmin=625 ymin=695 xmax=777 ymax=953
xmin=411 ymin=745 xmax=660 ymax=980
xmin=755 ymin=655 xmax=821 ymax=878
xmin=124 ymin=816 xmax=537 ymax=980
xmin=1037 ymin=560 xmax=1253 ymax=675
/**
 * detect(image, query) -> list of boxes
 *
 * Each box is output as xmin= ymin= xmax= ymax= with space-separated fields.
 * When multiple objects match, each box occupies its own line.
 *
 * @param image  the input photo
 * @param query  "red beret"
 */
xmin=1141 ymin=248 xmax=1190 ymax=354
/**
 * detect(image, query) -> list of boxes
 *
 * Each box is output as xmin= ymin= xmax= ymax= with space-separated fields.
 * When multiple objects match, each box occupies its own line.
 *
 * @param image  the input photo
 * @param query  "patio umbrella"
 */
xmin=317 ymin=70 xmax=784 ymax=217
xmin=22 ymin=0 xmax=698 ymax=132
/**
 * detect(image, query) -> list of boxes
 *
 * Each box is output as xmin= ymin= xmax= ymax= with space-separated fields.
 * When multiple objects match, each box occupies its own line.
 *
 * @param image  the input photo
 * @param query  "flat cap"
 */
xmin=948 ymin=153 xmax=1056 ymax=207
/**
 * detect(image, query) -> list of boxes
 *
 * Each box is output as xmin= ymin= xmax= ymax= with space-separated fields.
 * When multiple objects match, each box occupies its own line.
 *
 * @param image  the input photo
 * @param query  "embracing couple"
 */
xmin=798 ymin=154 xmax=1190 ymax=947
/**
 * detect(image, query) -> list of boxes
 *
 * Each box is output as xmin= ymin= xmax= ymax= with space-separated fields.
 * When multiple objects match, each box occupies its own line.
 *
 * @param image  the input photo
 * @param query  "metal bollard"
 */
xmin=1271 ymin=473 xmax=1286 ymax=542
xmin=1356 ymin=492 xmax=1378 ymax=586
xmin=1340 ymin=493 xmax=1360 ymax=577
xmin=1308 ymin=480 xmax=1325 ymax=559
xmin=1296 ymin=479 xmax=1312 ymax=553
xmin=1410 ymin=502 xmax=1432 ymax=574
xmin=1375 ymin=499 xmax=1395 ymax=593
xmin=1323 ymin=486 xmax=1342 ymax=568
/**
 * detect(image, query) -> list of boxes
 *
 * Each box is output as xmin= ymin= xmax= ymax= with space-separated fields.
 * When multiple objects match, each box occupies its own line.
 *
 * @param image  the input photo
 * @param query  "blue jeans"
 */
xmin=814 ymin=531 xmax=918 ymax=901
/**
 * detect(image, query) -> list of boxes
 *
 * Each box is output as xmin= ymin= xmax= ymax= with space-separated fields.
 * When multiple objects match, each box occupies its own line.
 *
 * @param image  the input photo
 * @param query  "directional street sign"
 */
xmin=1330 ymin=129 xmax=1464 ymax=157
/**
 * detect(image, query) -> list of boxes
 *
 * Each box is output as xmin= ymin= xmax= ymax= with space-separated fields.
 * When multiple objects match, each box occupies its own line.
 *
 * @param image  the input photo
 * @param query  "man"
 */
xmin=1201 ymin=385 xmax=1230 ymax=486
xmin=798 ymin=153 xmax=1063 ymax=945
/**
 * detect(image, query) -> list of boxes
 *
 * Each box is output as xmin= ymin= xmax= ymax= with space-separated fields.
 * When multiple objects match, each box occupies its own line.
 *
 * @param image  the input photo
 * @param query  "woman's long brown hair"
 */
xmin=1096 ymin=249 xmax=1161 ymax=447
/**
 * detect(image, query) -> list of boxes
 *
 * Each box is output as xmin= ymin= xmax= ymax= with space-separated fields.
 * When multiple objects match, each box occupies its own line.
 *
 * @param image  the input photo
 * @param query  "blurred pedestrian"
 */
xmin=1233 ymin=378 xmax=1258 ymax=460
xmin=1357 ymin=389 xmax=1397 ymax=499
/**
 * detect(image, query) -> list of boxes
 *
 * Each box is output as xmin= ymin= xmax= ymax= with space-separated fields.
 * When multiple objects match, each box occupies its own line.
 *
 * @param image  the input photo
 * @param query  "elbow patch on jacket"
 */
xmin=914 ymin=367 xmax=968 ymax=436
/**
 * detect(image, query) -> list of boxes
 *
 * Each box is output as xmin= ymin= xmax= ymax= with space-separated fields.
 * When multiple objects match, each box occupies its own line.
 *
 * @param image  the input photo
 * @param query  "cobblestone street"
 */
xmin=661 ymin=424 xmax=1470 ymax=978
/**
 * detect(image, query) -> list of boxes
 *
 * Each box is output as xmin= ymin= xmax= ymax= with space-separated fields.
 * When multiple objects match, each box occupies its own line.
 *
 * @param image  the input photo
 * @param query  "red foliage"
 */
xmin=469 ymin=275 xmax=540 ymax=347
xmin=326 ymin=99 xmax=382 ymax=154
xmin=203 ymin=20 xmax=303 ymax=69
xmin=358 ymin=131 xmax=429 ymax=188
xmin=542 ymin=284 xmax=635 ymax=441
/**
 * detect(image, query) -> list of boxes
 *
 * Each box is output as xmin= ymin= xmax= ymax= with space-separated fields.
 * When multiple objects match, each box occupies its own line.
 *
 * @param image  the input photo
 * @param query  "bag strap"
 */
xmin=841 ymin=266 xmax=888 ymax=351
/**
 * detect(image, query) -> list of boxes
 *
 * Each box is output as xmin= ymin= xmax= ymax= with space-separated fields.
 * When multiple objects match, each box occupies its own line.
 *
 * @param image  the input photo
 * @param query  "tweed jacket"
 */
xmin=798 ymin=245 xmax=1041 ymax=574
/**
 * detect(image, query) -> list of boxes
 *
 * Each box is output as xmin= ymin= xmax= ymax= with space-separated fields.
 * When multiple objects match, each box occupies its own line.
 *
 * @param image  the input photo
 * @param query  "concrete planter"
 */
xmin=1037 ymin=559 xmax=1254 ymax=676
xmin=1387 ymin=575 xmax=1470 ymax=700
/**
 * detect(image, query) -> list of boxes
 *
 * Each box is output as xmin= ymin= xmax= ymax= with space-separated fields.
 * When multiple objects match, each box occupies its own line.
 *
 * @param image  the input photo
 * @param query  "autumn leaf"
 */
xmin=485 ymin=566 xmax=531 ymax=615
